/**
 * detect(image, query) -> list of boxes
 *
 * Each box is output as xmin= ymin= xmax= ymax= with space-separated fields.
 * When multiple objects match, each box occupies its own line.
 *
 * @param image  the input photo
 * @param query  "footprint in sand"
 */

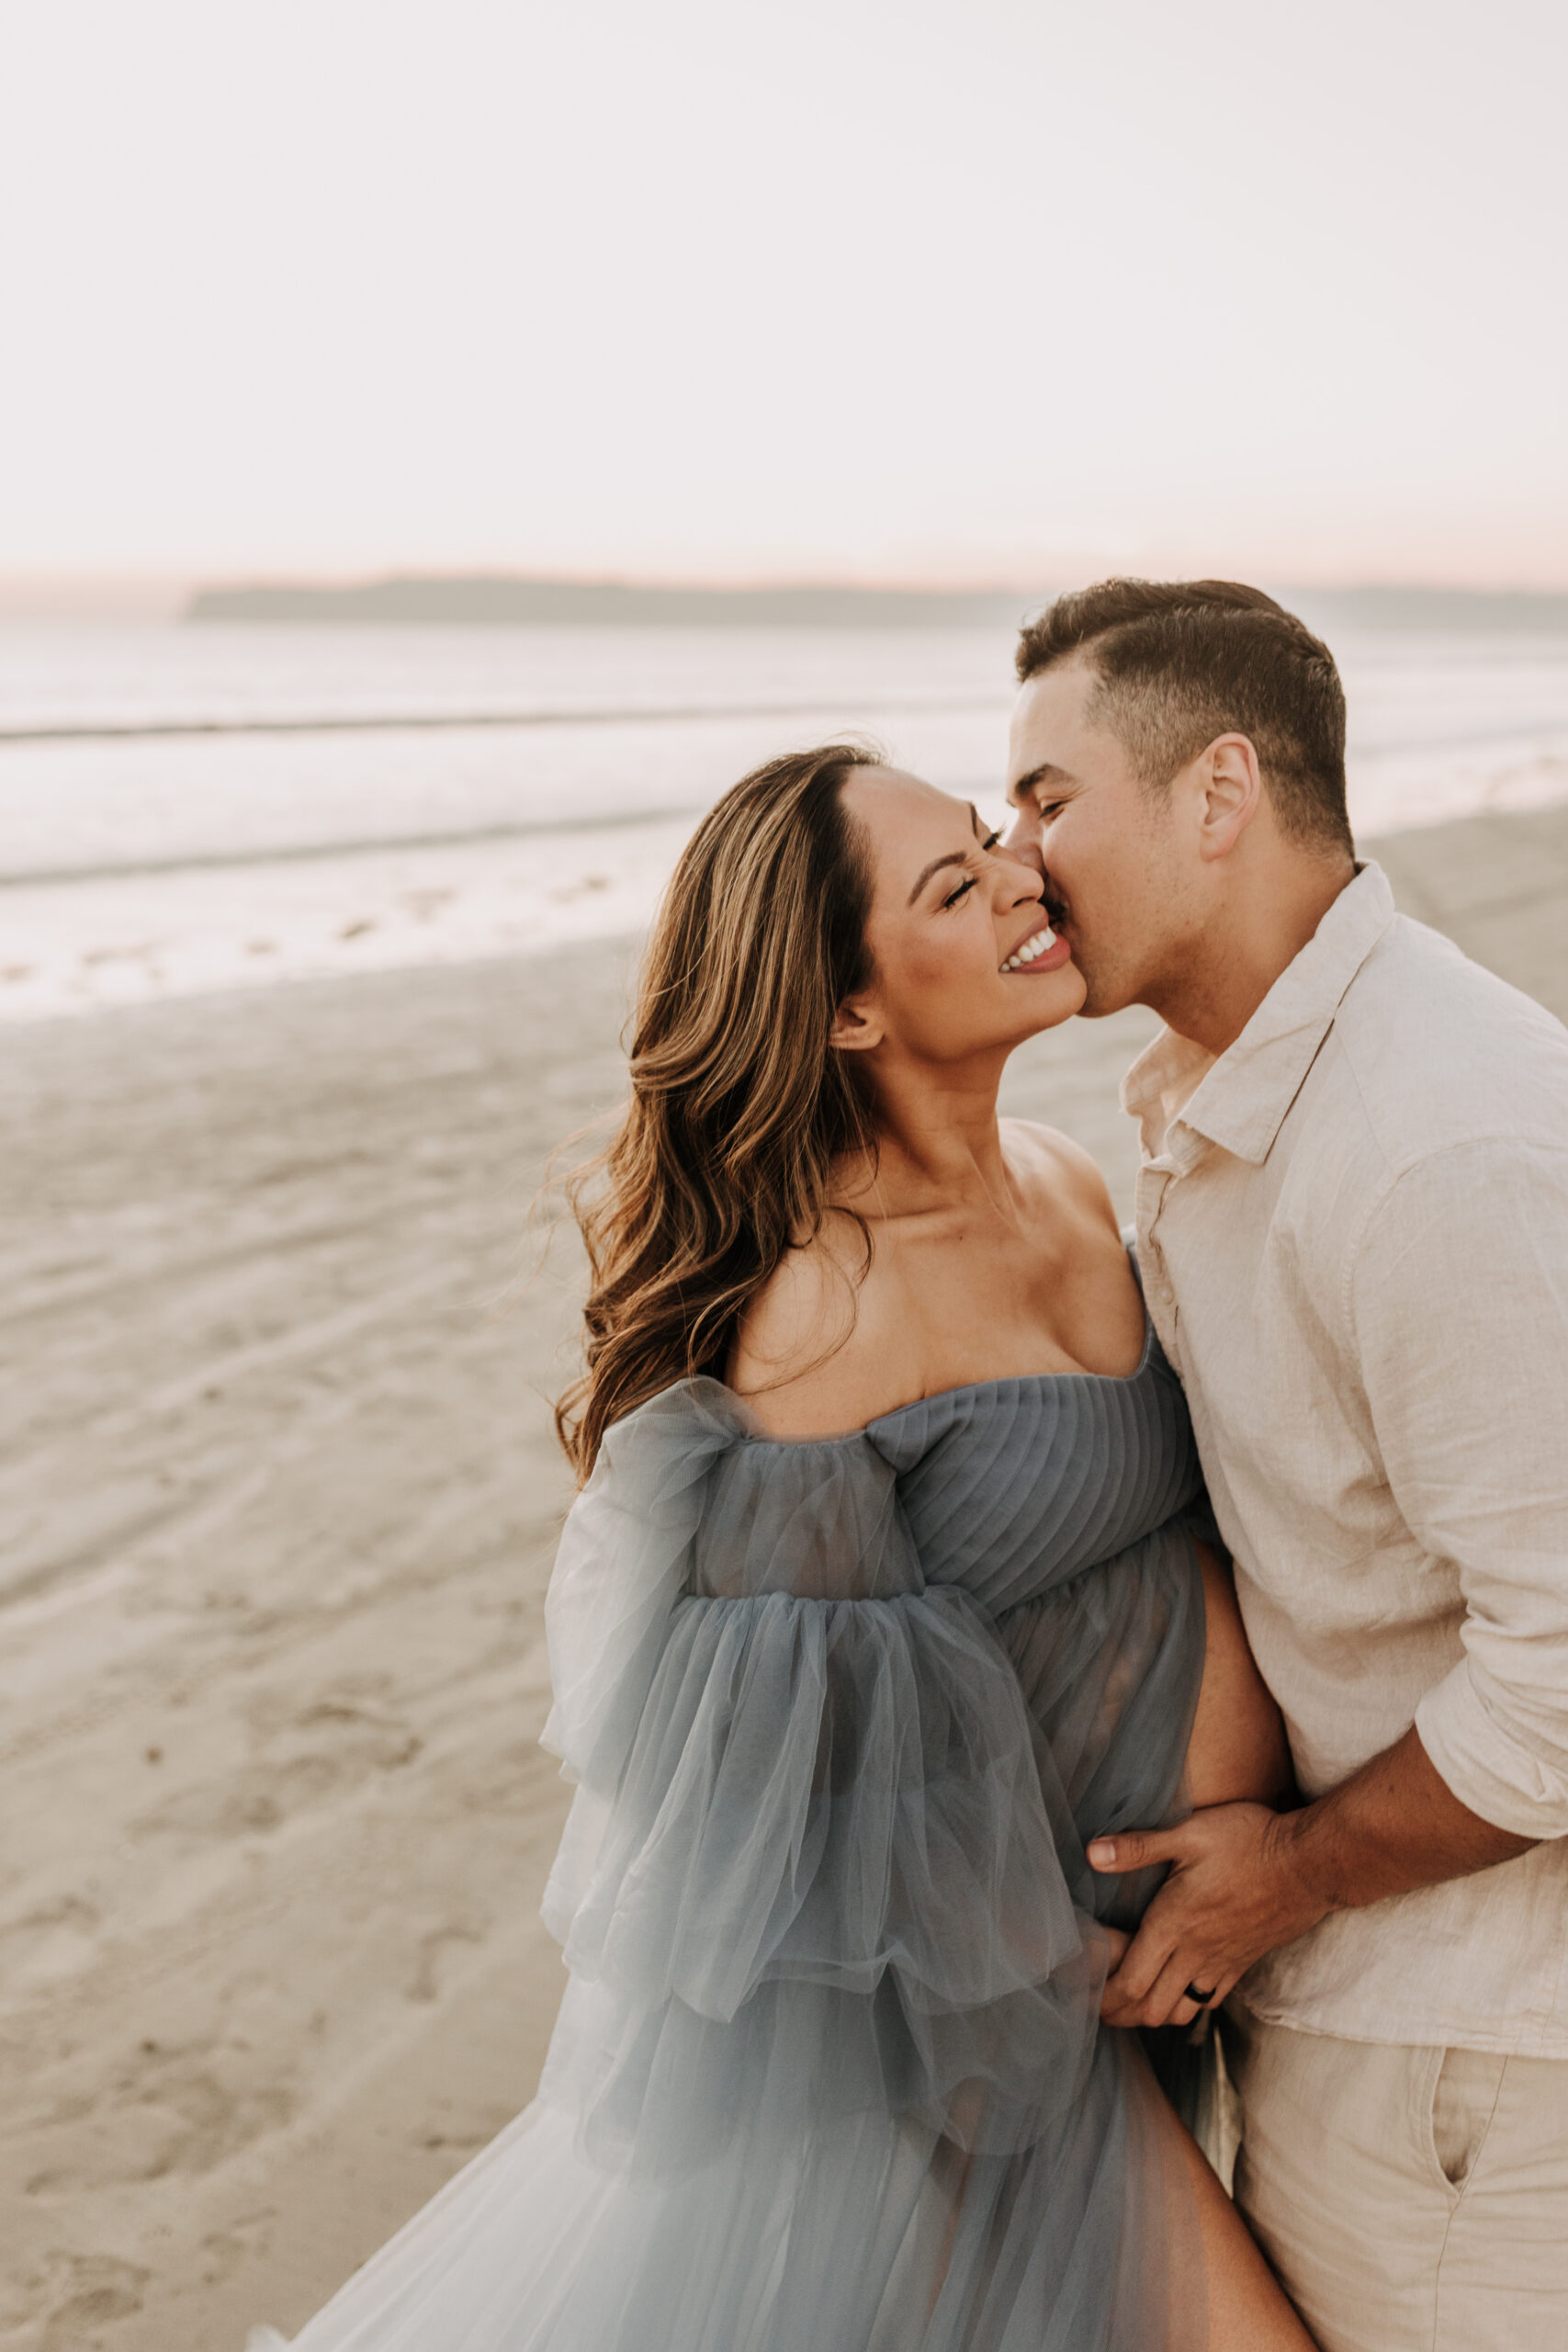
xmin=29 ymin=2254 xmax=151 ymax=2352
xmin=25 ymin=2036 xmax=296 ymax=2195
xmin=0 ymin=1894 xmax=102 ymax=1993
xmin=407 ymin=1916 xmax=489 ymax=2004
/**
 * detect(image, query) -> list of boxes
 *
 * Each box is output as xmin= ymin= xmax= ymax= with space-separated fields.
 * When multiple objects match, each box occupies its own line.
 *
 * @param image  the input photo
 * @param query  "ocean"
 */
xmin=4 ymin=618 xmax=1567 ymax=1019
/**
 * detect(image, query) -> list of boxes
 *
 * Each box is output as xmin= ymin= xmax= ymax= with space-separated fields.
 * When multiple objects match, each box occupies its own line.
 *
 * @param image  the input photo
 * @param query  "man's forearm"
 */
xmin=1273 ymin=1721 xmax=1535 ymax=1917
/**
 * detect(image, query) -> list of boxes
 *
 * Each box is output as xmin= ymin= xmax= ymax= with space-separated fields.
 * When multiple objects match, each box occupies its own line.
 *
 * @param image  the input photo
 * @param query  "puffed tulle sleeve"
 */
xmin=540 ymin=1380 xmax=748 ymax=1792
xmin=538 ymin=1381 xmax=1109 ymax=2174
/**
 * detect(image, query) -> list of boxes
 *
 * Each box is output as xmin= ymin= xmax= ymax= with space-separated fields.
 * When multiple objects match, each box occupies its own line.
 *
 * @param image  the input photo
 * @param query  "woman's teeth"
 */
xmin=1001 ymin=924 xmax=1057 ymax=972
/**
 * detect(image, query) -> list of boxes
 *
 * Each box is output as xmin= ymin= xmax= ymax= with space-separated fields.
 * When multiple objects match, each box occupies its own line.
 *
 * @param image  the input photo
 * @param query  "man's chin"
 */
xmin=1067 ymin=953 xmax=1134 ymax=1021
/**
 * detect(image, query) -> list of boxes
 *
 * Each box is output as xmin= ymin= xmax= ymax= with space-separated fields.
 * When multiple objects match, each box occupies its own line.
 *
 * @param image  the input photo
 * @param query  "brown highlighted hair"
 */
xmin=1016 ymin=578 xmax=1352 ymax=854
xmin=555 ymin=744 xmax=880 ymax=1478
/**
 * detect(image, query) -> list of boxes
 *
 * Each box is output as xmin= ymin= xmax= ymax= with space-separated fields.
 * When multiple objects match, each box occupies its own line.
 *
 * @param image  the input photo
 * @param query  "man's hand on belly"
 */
xmin=1088 ymin=1802 xmax=1323 ymax=2029
xmin=1088 ymin=1724 xmax=1536 ymax=2031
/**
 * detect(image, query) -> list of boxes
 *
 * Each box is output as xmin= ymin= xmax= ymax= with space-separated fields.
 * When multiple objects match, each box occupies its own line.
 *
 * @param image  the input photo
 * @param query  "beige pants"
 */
xmin=1227 ymin=2007 xmax=1568 ymax=2352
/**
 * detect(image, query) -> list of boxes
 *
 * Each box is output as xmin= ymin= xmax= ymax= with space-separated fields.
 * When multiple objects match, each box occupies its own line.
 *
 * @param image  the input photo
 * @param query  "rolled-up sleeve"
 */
xmin=1351 ymin=1140 xmax=1568 ymax=1838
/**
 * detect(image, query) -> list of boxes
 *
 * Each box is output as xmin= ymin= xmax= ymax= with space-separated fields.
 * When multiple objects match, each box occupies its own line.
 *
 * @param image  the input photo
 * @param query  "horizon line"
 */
xmin=5 ymin=565 xmax=1568 ymax=618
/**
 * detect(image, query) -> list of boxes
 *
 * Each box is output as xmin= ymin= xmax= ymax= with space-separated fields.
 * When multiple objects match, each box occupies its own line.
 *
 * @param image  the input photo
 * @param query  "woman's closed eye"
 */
xmin=940 ymin=833 xmax=1004 ymax=909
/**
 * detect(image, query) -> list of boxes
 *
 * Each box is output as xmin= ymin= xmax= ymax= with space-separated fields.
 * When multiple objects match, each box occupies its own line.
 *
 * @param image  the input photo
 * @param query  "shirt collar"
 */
xmin=1122 ymin=862 xmax=1397 ymax=1170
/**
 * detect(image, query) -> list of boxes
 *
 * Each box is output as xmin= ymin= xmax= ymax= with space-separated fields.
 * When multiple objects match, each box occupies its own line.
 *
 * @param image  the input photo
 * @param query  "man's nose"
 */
xmin=1001 ymin=805 xmax=1046 ymax=878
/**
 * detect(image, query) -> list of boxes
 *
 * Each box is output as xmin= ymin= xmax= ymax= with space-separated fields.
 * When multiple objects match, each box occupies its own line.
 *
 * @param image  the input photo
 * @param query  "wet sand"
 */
xmin=5 ymin=801 xmax=1568 ymax=2352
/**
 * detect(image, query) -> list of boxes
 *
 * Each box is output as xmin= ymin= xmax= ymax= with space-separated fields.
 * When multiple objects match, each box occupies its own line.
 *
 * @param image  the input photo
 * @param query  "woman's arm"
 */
xmin=1093 ymin=1544 xmax=1293 ymax=2029
xmin=1185 ymin=1541 xmax=1294 ymax=1810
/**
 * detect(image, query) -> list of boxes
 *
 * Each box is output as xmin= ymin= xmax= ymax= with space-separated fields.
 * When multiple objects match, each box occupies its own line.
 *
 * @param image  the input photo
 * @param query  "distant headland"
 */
xmin=185 ymin=576 xmax=1034 ymax=629
xmin=183 ymin=573 xmax=1568 ymax=634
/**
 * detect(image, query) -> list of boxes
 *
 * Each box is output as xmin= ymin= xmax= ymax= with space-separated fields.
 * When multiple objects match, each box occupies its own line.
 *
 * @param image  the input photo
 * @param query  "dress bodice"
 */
xmin=688 ymin=1318 xmax=1201 ymax=1617
xmin=868 ymin=1317 xmax=1198 ymax=1606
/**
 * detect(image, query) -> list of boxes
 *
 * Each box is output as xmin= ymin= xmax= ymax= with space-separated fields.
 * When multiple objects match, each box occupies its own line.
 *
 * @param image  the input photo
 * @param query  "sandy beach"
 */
xmin=6 ymin=798 xmax=1568 ymax=2352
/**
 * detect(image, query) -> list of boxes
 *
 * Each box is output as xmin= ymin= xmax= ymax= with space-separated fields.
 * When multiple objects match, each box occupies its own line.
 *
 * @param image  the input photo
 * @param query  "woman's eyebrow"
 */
xmin=906 ymin=807 xmax=985 ymax=906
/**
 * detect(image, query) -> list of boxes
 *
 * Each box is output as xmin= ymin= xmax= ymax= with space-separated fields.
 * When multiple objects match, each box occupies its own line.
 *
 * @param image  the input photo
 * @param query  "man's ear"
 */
xmin=829 ymin=991 xmax=884 ymax=1053
xmin=1194 ymin=733 xmax=1262 ymax=863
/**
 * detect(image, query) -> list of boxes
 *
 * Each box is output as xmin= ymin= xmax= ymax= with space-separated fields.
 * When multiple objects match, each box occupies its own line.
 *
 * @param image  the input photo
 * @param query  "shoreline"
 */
xmin=4 ymin=799 xmax=1568 ymax=2352
xmin=8 ymin=771 xmax=1568 ymax=1028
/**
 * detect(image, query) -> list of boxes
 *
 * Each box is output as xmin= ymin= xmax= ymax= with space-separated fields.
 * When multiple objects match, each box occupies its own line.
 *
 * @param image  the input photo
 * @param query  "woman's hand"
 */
xmin=1100 ymin=1925 xmax=1132 ymax=1973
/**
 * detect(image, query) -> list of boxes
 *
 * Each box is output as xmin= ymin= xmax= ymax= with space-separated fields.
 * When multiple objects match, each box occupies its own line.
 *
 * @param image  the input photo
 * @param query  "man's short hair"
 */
xmin=1015 ymin=578 xmax=1352 ymax=854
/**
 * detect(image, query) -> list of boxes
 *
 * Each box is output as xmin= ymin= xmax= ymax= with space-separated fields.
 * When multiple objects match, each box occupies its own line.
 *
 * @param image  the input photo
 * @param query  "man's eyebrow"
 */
xmin=906 ymin=806 xmax=985 ymax=907
xmin=1007 ymin=762 xmax=1071 ymax=808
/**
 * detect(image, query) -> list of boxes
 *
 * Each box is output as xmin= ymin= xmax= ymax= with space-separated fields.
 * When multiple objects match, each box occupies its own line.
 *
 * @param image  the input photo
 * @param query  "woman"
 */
xmin=254 ymin=746 xmax=1313 ymax=2350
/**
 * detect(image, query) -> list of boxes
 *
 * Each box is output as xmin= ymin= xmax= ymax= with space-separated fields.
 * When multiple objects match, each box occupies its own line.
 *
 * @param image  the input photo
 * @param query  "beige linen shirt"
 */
xmin=1123 ymin=863 xmax=1568 ymax=2053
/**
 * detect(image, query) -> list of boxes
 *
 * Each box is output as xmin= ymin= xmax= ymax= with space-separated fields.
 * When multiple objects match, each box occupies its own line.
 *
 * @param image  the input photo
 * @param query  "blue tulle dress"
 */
xmin=252 ymin=1319 xmax=1212 ymax=2352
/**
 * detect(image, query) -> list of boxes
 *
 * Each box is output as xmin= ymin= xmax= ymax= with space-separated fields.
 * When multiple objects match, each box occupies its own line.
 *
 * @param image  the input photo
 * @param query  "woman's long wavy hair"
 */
xmin=556 ymin=744 xmax=882 ymax=1478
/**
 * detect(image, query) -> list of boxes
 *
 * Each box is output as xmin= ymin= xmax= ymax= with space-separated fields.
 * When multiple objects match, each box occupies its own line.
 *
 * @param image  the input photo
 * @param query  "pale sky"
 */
xmin=3 ymin=0 xmax=1564 ymax=588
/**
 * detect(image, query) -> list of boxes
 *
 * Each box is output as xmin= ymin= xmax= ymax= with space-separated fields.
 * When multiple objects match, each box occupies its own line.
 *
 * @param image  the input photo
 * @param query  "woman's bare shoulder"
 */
xmin=728 ymin=1215 xmax=909 ymax=1437
xmin=999 ymin=1118 xmax=1121 ymax=1237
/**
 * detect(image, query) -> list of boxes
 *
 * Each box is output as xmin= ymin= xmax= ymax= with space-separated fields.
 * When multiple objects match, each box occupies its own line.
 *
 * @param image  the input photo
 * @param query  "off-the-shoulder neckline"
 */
xmin=724 ymin=1309 xmax=1160 ymax=1447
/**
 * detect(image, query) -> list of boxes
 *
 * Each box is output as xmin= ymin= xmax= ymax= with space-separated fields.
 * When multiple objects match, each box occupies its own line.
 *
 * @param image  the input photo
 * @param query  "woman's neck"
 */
xmin=839 ymin=1051 xmax=1019 ymax=1221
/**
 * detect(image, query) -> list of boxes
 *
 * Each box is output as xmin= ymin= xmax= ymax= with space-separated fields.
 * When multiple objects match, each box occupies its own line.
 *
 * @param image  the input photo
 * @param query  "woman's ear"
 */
xmin=829 ymin=990 xmax=885 ymax=1054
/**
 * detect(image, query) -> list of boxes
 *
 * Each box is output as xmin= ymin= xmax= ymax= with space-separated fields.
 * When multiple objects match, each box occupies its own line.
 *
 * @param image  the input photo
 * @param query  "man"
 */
xmin=1002 ymin=578 xmax=1568 ymax=2352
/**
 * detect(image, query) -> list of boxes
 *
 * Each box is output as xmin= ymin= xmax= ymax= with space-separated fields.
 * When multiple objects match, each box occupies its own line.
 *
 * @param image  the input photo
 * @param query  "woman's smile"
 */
xmin=1000 ymin=922 xmax=1071 ymax=974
